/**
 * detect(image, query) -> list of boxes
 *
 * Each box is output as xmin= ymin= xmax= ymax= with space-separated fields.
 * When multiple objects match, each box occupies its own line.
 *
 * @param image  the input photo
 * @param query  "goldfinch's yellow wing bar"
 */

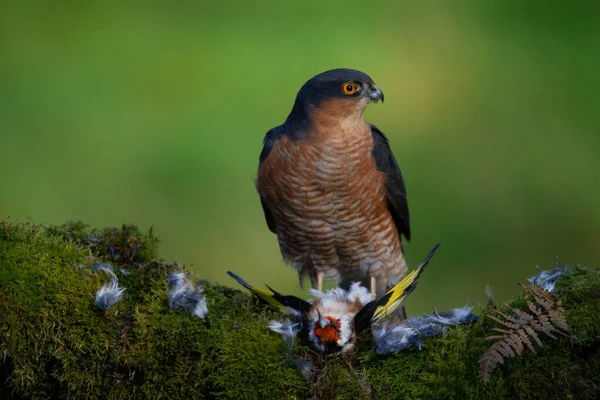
xmin=227 ymin=271 xmax=286 ymax=310
xmin=372 ymin=242 xmax=441 ymax=322
xmin=227 ymin=271 xmax=312 ymax=313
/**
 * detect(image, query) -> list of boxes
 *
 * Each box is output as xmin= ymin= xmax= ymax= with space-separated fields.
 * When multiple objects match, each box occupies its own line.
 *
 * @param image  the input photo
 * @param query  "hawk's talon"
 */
xmin=370 ymin=276 xmax=377 ymax=296
xmin=317 ymin=271 xmax=324 ymax=292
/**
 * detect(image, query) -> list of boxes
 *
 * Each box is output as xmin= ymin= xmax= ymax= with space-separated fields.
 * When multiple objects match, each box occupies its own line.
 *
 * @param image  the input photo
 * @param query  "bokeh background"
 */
xmin=1 ymin=1 xmax=599 ymax=314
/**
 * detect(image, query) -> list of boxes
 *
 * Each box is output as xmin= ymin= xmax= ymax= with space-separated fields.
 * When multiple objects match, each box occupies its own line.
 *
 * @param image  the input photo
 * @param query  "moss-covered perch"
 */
xmin=1 ymin=221 xmax=599 ymax=399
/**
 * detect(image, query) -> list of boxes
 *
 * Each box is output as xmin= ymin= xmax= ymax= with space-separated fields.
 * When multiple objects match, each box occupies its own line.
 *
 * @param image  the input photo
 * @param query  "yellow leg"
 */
xmin=370 ymin=276 xmax=376 ymax=296
xmin=317 ymin=271 xmax=324 ymax=292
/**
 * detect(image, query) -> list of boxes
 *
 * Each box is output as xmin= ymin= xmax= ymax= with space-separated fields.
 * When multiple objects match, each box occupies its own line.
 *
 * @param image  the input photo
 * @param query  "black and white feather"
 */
xmin=93 ymin=262 xmax=125 ymax=311
xmin=372 ymin=305 xmax=478 ymax=355
xmin=167 ymin=272 xmax=207 ymax=319
xmin=527 ymin=265 xmax=569 ymax=293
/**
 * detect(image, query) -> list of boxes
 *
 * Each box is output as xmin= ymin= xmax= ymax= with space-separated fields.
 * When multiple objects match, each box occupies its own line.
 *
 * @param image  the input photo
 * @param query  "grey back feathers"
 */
xmin=167 ymin=272 xmax=207 ymax=319
xmin=93 ymin=262 xmax=125 ymax=311
xmin=372 ymin=305 xmax=478 ymax=355
xmin=527 ymin=265 xmax=568 ymax=293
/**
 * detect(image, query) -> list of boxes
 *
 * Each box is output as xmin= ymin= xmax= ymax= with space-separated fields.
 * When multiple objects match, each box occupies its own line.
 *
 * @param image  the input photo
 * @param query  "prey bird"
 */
xmin=257 ymin=68 xmax=410 ymax=296
xmin=228 ymin=243 xmax=440 ymax=353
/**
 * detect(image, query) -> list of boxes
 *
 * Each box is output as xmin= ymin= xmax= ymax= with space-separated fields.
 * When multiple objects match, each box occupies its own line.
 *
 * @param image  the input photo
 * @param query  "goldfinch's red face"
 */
xmin=306 ymin=290 xmax=367 ymax=353
xmin=309 ymin=312 xmax=354 ymax=353
xmin=313 ymin=316 xmax=341 ymax=345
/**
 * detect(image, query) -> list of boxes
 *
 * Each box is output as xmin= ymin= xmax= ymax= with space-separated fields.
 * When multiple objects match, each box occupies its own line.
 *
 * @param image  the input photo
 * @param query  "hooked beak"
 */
xmin=369 ymin=85 xmax=384 ymax=103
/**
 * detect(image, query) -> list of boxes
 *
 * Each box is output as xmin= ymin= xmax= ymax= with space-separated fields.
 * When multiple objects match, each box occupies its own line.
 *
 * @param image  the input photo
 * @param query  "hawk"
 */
xmin=257 ymin=69 xmax=410 ymax=297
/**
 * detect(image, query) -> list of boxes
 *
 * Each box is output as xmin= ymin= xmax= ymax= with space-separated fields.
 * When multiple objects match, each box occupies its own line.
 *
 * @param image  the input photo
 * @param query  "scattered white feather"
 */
xmin=92 ymin=262 xmax=114 ymax=274
xmin=426 ymin=306 xmax=476 ymax=325
xmin=167 ymin=272 xmax=207 ymax=319
xmin=269 ymin=318 xmax=314 ymax=376
xmin=95 ymin=279 xmax=126 ymax=311
xmin=93 ymin=263 xmax=125 ymax=311
xmin=527 ymin=265 xmax=569 ymax=293
xmin=269 ymin=319 xmax=302 ymax=355
xmin=373 ymin=305 xmax=478 ymax=355
xmin=485 ymin=284 xmax=495 ymax=306
xmin=292 ymin=359 xmax=314 ymax=377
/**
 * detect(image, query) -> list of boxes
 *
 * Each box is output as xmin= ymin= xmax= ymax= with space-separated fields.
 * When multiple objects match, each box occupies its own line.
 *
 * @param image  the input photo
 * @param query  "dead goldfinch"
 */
xmin=228 ymin=243 xmax=440 ymax=353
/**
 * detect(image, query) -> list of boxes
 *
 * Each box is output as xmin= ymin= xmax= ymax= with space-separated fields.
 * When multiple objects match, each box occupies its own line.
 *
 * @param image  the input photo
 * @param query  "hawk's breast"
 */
xmin=258 ymin=123 xmax=401 ymax=278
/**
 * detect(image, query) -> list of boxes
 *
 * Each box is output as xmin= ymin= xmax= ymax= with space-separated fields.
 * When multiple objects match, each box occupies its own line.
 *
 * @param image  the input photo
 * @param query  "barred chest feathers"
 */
xmin=257 ymin=122 xmax=403 ymax=284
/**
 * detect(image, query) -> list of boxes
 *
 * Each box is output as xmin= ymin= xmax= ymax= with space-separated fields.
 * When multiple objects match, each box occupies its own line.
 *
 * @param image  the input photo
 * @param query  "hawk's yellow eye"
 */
xmin=341 ymin=82 xmax=359 ymax=95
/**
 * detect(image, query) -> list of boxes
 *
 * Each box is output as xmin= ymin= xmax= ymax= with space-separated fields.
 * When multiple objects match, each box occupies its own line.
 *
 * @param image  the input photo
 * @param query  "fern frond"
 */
xmin=512 ymin=308 xmax=534 ymax=323
xmin=506 ymin=332 xmax=524 ymax=355
xmin=479 ymin=285 xmax=569 ymax=387
xmin=521 ymin=324 xmax=542 ymax=349
xmin=484 ymin=334 xmax=506 ymax=341
xmin=486 ymin=310 xmax=520 ymax=330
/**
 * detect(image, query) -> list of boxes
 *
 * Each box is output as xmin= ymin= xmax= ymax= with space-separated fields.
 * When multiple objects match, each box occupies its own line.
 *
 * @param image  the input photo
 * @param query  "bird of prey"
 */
xmin=228 ymin=243 xmax=440 ymax=353
xmin=257 ymin=68 xmax=410 ymax=297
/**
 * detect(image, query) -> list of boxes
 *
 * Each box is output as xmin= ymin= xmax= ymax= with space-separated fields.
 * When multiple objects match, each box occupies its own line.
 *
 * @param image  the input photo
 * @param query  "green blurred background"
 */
xmin=1 ymin=2 xmax=599 ymax=314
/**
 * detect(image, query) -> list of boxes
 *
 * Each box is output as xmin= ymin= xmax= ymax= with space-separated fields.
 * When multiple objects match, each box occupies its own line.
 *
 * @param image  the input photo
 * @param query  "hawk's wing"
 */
xmin=370 ymin=125 xmax=411 ymax=241
xmin=258 ymin=126 xmax=285 ymax=234
xmin=260 ymin=197 xmax=277 ymax=234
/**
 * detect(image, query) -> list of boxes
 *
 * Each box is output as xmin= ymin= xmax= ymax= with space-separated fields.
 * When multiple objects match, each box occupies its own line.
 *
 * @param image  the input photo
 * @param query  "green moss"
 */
xmin=1 ymin=220 xmax=599 ymax=399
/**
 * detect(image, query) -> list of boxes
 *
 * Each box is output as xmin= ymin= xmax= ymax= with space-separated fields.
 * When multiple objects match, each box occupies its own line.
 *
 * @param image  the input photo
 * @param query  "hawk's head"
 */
xmin=298 ymin=68 xmax=384 ymax=104
xmin=285 ymin=69 xmax=384 ymax=129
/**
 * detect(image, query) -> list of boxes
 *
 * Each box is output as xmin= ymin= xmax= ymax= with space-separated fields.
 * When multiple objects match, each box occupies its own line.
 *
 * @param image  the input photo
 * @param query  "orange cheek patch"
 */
xmin=313 ymin=317 xmax=341 ymax=344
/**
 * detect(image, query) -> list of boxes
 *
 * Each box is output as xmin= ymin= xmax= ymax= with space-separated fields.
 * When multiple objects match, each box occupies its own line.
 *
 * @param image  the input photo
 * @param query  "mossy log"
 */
xmin=0 ymin=221 xmax=599 ymax=399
